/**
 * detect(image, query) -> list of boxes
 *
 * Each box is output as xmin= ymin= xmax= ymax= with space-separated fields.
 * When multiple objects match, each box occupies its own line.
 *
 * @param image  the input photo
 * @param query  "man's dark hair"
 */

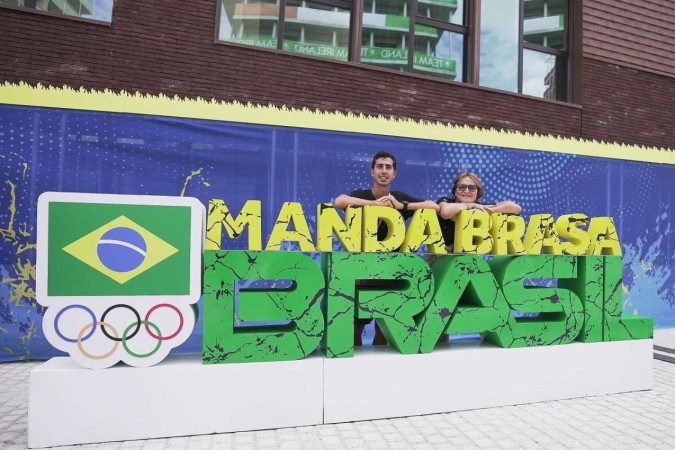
xmin=371 ymin=151 xmax=397 ymax=170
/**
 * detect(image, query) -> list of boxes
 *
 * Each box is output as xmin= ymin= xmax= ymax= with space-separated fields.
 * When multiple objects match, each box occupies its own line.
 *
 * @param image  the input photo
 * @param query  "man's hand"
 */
xmin=388 ymin=195 xmax=404 ymax=210
xmin=374 ymin=195 xmax=392 ymax=208
xmin=376 ymin=195 xmax=404 ymax=209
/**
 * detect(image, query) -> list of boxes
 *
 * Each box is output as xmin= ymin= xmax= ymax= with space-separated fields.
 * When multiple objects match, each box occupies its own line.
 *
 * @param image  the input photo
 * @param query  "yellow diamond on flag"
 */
xmin=63 ymin=215 xmax=178 ymax=284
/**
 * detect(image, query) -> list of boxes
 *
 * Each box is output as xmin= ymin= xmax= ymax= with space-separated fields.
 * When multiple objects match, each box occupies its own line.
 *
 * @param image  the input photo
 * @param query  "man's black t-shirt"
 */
xmin=349 ymin=189 xmax=421 ymax=241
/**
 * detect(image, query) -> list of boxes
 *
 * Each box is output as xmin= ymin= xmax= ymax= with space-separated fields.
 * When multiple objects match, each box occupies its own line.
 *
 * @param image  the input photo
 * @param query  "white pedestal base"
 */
xmin=324 ymin=339 xmax=653 ymax=423
xmin=29 ymin=340 xmax=653 ymax=447
xmin=28 ymin=354 xmax=324 ymax=448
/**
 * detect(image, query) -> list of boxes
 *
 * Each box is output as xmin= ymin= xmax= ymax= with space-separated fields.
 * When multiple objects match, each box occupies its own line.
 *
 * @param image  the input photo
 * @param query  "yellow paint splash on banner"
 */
xmin=180 ymin=167 xmax=212 ymax=197
xmin=0 ymin=156 xmax=38 ymax=360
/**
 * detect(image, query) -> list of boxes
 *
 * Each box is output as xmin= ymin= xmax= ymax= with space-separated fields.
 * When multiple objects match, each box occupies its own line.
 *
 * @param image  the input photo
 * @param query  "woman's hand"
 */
xmin=465 ymin=203 xmax=490 ymax=212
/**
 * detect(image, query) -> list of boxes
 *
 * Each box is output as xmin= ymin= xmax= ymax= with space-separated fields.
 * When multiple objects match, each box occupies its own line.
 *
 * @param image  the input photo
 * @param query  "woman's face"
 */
xmin=454 ymin=176 xmax=479 ymax=203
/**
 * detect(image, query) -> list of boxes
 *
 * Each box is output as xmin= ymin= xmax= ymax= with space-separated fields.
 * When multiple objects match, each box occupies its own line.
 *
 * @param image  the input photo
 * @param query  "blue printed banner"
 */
xmin=0 ymin=104 xmax=673 ymax=361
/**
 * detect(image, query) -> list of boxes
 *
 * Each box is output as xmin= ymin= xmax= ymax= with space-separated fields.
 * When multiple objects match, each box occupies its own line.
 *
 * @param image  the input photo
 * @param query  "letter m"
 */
xmin=206 ymin=199 xmax=262 ymax=250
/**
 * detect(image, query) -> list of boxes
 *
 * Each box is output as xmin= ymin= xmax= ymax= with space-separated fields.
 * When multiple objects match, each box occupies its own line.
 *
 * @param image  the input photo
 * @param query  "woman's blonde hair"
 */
xmin=451 ymin=172 xmax=484 ymax=202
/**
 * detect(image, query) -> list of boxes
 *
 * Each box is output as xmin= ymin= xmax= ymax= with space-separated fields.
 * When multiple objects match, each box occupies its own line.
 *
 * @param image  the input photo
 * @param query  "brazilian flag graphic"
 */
xmin=48 ymin=202 xmax=192 ymax=296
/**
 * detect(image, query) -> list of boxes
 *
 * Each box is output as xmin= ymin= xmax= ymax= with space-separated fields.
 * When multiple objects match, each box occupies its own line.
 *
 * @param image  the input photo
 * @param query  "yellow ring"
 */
xmin=76 ymin=321 xmax=119 ymax=360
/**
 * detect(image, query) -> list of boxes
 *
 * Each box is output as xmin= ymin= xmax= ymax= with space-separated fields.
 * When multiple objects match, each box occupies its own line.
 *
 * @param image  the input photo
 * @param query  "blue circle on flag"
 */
xmin=97 ymin=227 xmax=147 ymax=273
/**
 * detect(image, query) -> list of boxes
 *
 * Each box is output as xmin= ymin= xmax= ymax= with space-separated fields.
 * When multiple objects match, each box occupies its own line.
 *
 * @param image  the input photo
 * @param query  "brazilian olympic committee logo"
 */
xmin=36 ymin=192 xmax=204 ymax=369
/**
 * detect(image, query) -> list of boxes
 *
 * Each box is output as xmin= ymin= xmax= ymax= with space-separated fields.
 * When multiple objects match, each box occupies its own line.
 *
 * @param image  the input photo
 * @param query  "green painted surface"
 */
xmin=559 ymin=256 xmax=604 ymax=342
xmin=324 ymin=252 xmax=433 ymax=357
xmin=420 ymin=255 xmax=510 ymax=351
xmin=202 ymin=250 xmax=324 ymax=364
xmin=491 ymin=255 xmax=583 ymax=347
xmin=603 ymin=256 xmax=653 ymax=341
xmin=202 ymin=251 xmax=651 ymax=363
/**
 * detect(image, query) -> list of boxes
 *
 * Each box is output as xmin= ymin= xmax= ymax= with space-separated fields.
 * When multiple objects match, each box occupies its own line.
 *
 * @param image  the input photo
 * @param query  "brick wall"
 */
xmin=582 ymin=58 xmax=674 ymax=149
xmin=0 ymin=0 xmax=580 ymax=137
xmin=1 ymin=0 xmax=673 ymax=149
xmin=584 ymin=0 xmax=675 ymax=77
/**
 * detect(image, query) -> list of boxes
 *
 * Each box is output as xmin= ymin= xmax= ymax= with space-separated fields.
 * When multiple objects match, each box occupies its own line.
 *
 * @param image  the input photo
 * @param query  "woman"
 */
xmin=437 ymin=172 xmax=521 ymax=248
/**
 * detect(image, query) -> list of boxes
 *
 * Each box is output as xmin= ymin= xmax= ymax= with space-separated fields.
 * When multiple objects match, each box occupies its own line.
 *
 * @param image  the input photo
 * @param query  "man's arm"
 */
xmin=389 ymin=193 xmax=440 ymax=213
xmin=334 ymin=194 xmax=393 ymax=209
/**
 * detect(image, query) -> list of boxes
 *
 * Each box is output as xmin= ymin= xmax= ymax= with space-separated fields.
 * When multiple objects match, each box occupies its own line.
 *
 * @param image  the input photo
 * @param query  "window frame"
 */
xmin=277 ymin=0 xmax=353 ymax=53
xmin=518 ymin=0 xmax=570 ymax=101
xmin=214 ymin=0 xmax=580 ymax=103
xmin=407 ymin=0 xmax=470 ymax=81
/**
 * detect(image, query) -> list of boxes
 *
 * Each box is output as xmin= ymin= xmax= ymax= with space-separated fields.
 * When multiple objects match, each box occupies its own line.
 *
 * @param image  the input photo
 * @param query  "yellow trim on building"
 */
xmin=1 ymin=82 xmax=673 ymax=164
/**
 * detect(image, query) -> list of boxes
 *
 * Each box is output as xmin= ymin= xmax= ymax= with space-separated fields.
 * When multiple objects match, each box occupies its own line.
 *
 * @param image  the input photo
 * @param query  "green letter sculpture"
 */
xmin=203 ymin=250 xmax=324 ymax=363
xmin=419 ymin=255 xmax=510 ymax=352
xmin=323 ymin=252 xmax=433 ymax=357
xmin=490 ymin=255 xmax=583 ymax=347
xmin=603 ymin=256 xmax=653 ymax=340
xmin=559 ymin=256 xmax=604 ymax=342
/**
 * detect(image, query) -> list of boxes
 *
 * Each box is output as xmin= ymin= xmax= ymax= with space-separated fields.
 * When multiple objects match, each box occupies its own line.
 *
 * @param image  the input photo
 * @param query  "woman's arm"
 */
xmin=487 ymin=201 xmax=522 ymax=215
xmin=408 ymin=199 xmax=440 ymax=212
xmin=439 ymin=201 xmax=470 ymax=219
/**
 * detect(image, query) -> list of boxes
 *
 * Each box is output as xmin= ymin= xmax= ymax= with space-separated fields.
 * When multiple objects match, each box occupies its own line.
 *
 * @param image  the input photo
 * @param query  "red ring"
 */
xmin=144 ymin=303 xmax=184 ymax=340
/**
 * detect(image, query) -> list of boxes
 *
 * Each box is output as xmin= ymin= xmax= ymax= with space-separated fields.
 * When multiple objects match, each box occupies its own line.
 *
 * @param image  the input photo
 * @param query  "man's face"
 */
xmin=371 ymin=157 xmax=396 ymax=187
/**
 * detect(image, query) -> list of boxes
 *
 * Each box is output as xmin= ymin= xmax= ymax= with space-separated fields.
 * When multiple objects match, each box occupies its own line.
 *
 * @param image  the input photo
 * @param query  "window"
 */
xmin=522 ymin=0 xmax=568 ymax=100
xmin=0 ymin=0 xmax=113 ymax=22
xmin=218 ymin=0 xmax=352 ymax=61
xmin=479 ymin=0 xmax=519 ymax=92
xmin=358 ymin=0 xmax=466 ymax=81
xmin=216 ymin=0 xmax=575 ymax=101
xmin=412 ymin=0 xmax=466 ymax=81
xmin=480 ymin=0 xmax=568 ymax=100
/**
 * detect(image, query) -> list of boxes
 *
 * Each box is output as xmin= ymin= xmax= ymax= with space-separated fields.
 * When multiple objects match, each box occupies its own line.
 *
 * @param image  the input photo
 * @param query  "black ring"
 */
xmin=101 ymin=304 xmax=141 ymax=342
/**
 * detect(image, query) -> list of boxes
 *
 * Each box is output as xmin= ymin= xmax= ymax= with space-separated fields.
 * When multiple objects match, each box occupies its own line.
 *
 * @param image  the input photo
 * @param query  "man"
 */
xmin=334 ymin=151 xmax=438 ymax=236
xmin=334 ymin=151 xmax=438 ymax=345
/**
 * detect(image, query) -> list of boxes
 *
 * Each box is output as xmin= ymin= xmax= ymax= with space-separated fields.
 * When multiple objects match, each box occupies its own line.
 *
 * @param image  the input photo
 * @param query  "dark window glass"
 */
xmin=479 ymin=0 xmax=519 ymax=92
xmin=0 ymin=0 xmax=113 ymax=21
xmin=215 ymin=0 xmax=572 ymax=102
xmin=361 ymin=0 xmax=410 ymax=71
xmin=417 ymin=0 xmax=464 ymax=26
xmin=524 ymin=0 xmax=566 ymax=50
xmin=414 ymin=26 xmax=464 ymax=81
xmin=523 ymin=48 xmax=567 ymax=100
xmin=218 ymin=0 xmax=279 ymax=48
xmin=283 ymin=1 xmax=350 ymax=61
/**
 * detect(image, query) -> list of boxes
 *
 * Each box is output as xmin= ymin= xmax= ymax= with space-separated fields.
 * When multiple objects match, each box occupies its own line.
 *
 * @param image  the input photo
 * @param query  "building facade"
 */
xmin=1 ymin=0 xmax=673 ymax=149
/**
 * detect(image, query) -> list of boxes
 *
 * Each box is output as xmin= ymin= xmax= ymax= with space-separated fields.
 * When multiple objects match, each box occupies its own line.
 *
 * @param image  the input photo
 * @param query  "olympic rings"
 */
xmin=77 ymin=321 xmax=119 ymax=360
xmin=55 ymin=302 xmax=188 ymax=359
xmin=145 ymin=303 xmax=184 ymax=340
xmin=122 ymin=320 xmax=162 ymax=358
xmin=55 ymin=304 xmax=97 ymax=343
xmin=101 ymin=304 xmax=141 ymax=342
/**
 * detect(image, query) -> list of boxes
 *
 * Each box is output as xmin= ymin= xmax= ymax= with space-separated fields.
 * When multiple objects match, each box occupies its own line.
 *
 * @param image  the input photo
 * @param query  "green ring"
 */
xmin=122 ymin=320 xmax=162 ymax=358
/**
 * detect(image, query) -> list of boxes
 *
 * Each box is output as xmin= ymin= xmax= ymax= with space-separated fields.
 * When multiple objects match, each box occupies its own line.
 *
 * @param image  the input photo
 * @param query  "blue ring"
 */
xmin=54 ymin=304 xmax=97 ymax=343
